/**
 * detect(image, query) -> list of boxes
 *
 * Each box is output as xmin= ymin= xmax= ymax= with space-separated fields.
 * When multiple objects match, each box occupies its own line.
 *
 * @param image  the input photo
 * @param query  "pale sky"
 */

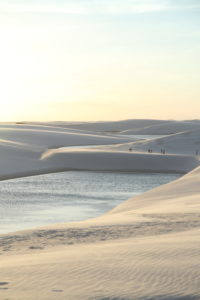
xmin=0 ymin=0 xmax=199 ymax=121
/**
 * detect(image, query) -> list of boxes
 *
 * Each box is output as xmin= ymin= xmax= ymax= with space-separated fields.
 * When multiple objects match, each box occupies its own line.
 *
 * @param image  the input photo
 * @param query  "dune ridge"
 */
xmin=107 ymin=129 xmax=200 ymax=156
xmin=0 ymin=123 xmax=199 ymax=180
xmin=120 ymin=120 xmax=200 ymax=135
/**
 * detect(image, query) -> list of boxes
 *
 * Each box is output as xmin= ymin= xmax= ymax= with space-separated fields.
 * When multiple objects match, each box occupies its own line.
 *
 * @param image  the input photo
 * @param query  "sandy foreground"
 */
xmin=1 ymin=121 xmax=200 ymax=300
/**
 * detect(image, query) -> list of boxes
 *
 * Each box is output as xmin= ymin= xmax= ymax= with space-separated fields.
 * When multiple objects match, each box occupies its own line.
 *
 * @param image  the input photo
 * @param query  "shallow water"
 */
xmin=0 ymin=171 xmax=181 ymax=234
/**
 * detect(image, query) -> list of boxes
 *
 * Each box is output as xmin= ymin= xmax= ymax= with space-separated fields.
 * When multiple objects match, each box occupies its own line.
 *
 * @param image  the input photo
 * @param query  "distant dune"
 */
xmin=0 ymin=123 xmax=199 ymax=180
xmin=0 ymin=124 xmax=133 ymax=149
xmin=27 ymin=119 xmax=168 ymax=132
xmin=106 ymin=129 xmax=200 ymax=156
xmin=120 ymin=120 xmax=200 ymax=135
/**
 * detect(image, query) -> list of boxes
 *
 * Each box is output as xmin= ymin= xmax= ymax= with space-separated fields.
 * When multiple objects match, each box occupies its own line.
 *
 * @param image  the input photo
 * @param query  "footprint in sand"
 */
xmin=52 ymin=289 xmax=63 ymax=293
xmin=29 ymin=246 xmax=44 ymax=250
xmin=0 ymin=282 xmax=9 ymax=290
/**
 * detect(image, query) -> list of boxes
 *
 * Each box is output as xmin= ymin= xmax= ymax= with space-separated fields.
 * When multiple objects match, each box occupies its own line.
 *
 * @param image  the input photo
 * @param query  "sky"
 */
xmin=0 ymin=0 xmax=199 ymax=122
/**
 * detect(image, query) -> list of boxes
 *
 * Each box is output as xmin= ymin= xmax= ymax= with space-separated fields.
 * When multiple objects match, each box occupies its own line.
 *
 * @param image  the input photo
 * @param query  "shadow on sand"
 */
xmin=96 ymin=295 xmax=199 ymax=300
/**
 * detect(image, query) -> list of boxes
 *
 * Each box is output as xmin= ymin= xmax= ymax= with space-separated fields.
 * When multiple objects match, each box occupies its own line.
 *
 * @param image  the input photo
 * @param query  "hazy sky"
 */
xmin=0 ymin=0 xmax=199 ymax=121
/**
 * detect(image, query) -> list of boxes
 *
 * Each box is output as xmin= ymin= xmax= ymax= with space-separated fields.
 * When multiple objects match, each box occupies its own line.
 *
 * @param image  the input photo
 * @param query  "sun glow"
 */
xmin=0 ymin=0 xmax=200 ymax=121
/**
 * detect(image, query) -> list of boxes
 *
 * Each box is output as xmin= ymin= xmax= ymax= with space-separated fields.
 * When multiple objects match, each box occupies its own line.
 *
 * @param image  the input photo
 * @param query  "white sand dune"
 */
xmin=1 ymin=120 xmax=200 ymax=299
xmin=1 ymin=166 xmax=200 ymax=299
xmin=2 ymin=122 xmax=114 ymax=136
xmin=109 ymin=164 xmax=200 ymax=216
xmin=29 ymin=119 xmax=167 ymax=132
xmin=1 ymin=145 xmax=197 ymax=180
xmin=109 ymin=129 xmax=200 ymax=156
xmin=0 ymin=143 xmax=198 ymax=180
xmin=120 ymin=120 xmax=200 ymax=135
xmin=42 ymin=148 xmax=199 ymax=174
xmin=1 ymin=124 xmax=199 ymax=180
xmin=0 ymin=124 xmax=132 ymax=149
xmin=0 ymin=124 xmax=135 ymax=179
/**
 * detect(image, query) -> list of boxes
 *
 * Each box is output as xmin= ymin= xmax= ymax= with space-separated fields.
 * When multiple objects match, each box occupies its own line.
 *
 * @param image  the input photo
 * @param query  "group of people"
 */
xmin=147 ymin=149 xmax=153 ymax=153
xmin=129 ymin=148 xmax=166 ymax=154
xmin=128 ymin=148 xmax=199 ymax=156
xmin=148 ymin=148 xmax=166 ymax=154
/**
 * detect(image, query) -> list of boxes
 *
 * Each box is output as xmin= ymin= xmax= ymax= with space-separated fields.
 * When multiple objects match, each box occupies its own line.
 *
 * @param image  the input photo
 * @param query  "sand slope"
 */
xmin=0 ymin=124 xmax=132 ymax=149
xmin=120 ymin=120 xmax=200 ymax=135
xmin=1 ymin=167 xmax=200 ymax=299
xmin=0 ymin=124 xmax=135 ymax=179
xmin=42 ymin=148 xmax=199 ymax=174
xmin=110 ymin=129 xmax=200 ymax=155
xmin=1 ymin=120 xmax=200 ymax=300
xmin=34 ymin=119 xmax=166 ymax=132
xmin=1 ymin=124 xmax=199 ymax=180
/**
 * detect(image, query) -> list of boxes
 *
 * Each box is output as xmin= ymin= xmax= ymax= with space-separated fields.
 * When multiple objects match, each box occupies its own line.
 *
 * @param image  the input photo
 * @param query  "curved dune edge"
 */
xmin=0 ymin=150 xmax=199 ymax=181
xmin=1 ymin=165 xmax=200 ymax=299
xmin=0 ymin=124 xmax=199 ymax=180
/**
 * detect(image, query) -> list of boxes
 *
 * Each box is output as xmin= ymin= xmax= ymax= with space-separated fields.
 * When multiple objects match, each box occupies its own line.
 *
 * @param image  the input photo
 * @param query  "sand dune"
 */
xmin=1 ymin=124 xmax=199 ymax=180
xmin=0 ymin=124 xmax=132 ymax=149
xmin=1 ymin=145 xmax=197 ymax=180
xmin=1 ymin=230 xmax=200 ymax=300
xmin=109 ymin=129 xmax=200 ymax=156
xmin=30 ymin=119 xmax=166 ymax=132
xmin=120 ymin=120 xmax=200 ymax=135
xmin=42 ymin=148 xmax=199 ymax=174
xmin=0 ymin=124 xmax=134 ymax=179
xmin=109 ymin=165 xmax=200 ymax=216
xmin=1 ymin=122 xmax=114 ymax=136
xmin=1 ymin=120 xmax=200 ymax=299
xmin=1 ymin=165 xmax=200 ymax=299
